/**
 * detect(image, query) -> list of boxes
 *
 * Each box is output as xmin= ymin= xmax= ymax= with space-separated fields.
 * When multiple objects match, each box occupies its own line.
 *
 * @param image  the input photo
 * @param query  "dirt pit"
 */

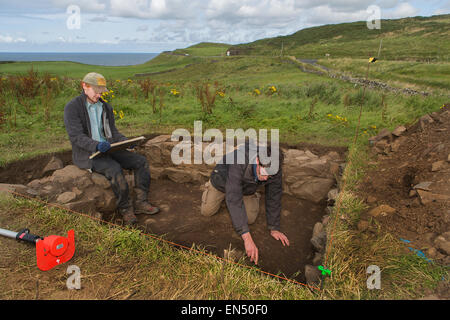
xmin=120 ymin=179 xmax=325 ymax=283
xmin=0 ymin=140 xmax=347 ymax=284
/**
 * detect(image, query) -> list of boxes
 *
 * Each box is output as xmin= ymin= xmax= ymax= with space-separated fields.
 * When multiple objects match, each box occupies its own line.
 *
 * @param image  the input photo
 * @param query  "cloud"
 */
xmin=137 ymin=25 xmax=149 ymax=32
xmin=109 ymin=0 xmax=197 ymax=19
xmin=384 ymin=2 xmax=419 ymax=18
xmin=0 ymin=34 xmax=27 ymax=43
xmin=433 ymin=0 xmax=450 ymax=15
xmin=50 ymin=0 xmax=106 ymax=13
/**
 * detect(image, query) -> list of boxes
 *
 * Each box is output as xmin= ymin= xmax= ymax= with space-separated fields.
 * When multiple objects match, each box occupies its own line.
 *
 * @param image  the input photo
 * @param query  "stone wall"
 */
xmin=1 ymin=135 xmax=346 ymax=219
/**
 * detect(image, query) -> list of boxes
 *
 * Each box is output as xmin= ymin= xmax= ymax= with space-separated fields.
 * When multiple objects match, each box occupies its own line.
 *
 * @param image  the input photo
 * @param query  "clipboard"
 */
xmin=89 ymin=136 xmax=145 ymax=159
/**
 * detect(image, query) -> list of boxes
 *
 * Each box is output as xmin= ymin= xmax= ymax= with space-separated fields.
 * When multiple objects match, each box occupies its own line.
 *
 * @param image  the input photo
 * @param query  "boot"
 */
xmin=134 ymin=188 xmax=160 ymax=215
xmin=119 ymin=206 xmax=138 ymax=226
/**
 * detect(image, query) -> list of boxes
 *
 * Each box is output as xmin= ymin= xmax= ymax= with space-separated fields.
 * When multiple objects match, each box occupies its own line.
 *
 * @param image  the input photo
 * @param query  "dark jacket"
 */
xmin=64 ymin=91 xmax=128 ymax=169
xmin=210 ymin=144 xmax=283 ymax=236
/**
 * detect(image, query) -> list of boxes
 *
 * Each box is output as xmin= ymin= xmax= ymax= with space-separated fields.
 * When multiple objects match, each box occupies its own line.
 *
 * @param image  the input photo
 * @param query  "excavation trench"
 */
xmin=0 ymin=136 xmax=347 ymax=283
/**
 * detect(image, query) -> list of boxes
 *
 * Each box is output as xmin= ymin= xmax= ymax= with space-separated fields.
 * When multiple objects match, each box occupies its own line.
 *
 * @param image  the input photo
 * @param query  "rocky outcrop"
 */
xmin=20 ymin=165 xmax=136 ymax=219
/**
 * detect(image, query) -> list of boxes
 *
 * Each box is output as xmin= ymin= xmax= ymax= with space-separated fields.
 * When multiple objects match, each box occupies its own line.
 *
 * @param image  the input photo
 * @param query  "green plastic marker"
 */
xmin=318 ymin=266 xmax=331 ymax=276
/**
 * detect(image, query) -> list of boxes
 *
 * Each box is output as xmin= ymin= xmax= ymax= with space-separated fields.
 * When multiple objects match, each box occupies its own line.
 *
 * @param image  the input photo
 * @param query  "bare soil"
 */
xmin=357 ymin=104 xmax=450 ymax=265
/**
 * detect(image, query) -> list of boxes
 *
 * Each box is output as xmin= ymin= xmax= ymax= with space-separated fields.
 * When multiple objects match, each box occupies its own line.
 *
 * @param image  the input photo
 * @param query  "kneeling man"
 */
xmin=201 ymin=141 xmax=289 ymax=265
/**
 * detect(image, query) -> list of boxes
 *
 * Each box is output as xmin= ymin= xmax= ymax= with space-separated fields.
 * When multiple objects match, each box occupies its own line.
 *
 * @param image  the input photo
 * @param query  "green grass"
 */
xmin=172 ymin=42 xmax=231 ymax=56
xmin=0 ymin=54 xmax=446 ymax=166
xmin=230 ymin=14 xmax=450 ymax=61
xmin=0 ymin=193 xmax=317 ymax=300
xmin=318 ymin=58 xmax=450 ymax=91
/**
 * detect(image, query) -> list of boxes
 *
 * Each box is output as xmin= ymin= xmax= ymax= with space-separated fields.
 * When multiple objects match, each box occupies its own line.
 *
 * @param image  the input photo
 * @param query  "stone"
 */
xmin=159 ymin=204 xmax=170 ymax=212
xmin=413 ymin=182 xmax=432 ymax=191
xmin=0 ymin=183 xmax=30 ymax=196
xmin=304 ymin=150 xmax=319 ymax=159
xmin=305 ymin=265 xmax=321 ymax=286
xmin=312 ymin=222 xmax=324 ymax=238
xmin=434 ymin=236 xmax=450 ymax=255
xmin=52 ymin=165 xmax=90 ymax=184
xmin=145 ymin=135 xmax=172 ymax=146
xmin=368 ymin=204 xmax=396 ymax=217
xmin=423 ymin=232 xmax=437 ymax=244
xmin=369 ymin=128 xmax=393 ymax=144
xmin=311 ymin=231 xmax=327 ymax=253
xmin=321 ymin=215 xmax=330 ymax=226
xmin=289 ymin=177 xmax=335 ymax=203
xmin=419 ymin=114 xmax=434 ymax=126
xmin=357 ymin=220 xmax=369 ymax=232
xmin=390 ymin=136 xmax=407 ymax=152
xmin=71 ymin=187 xmax=83 ymax=197
xmin=99 ymin=190 xmax=117 ymax=212
xmin=392 ymin=125 xmax=407 ymax=137
xmin=426 ymin=247 xmax=438 ymax=259
xmin=431 ymin=160 xmax=447 ymax=172
xmin=327 ymin=188 xmax=339 ymax=202
xmin=144 ymin=218 xmax=157 ymax=225
xmin=312 ymin=252 xmax=323 ymax=266
xmin=163 ymin=167 xmax=194 ymax=184
xmin=91 ymin=173 xmax=111 ymax=189
xmin=284 ymin=159 xmax=333 ymax=181
xmin=322 ymin=151 xmax=341 ymax=162
xmin=64 ymin=199 xmax=96 ymax=214
xmin=417 ymin=190 xmax=450 ymax=205
xmin=56 ymin=192 xmax=77 ymax=204
xmin=42 ymin=156 xmax=64 ymax=175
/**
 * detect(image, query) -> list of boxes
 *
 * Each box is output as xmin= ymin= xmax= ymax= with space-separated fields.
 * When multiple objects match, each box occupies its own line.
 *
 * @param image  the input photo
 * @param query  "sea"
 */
xmin=0 ymin=52 xmax=159 ymax=66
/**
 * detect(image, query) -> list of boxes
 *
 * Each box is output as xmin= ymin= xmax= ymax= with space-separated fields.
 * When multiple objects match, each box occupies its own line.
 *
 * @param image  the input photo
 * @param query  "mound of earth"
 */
xmin=358 ymin=104 xmax=450 ymax=269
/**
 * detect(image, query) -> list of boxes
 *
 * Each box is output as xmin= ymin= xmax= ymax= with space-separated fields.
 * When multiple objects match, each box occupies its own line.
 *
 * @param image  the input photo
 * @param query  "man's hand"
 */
xmin=270 ymin=230 xmax=290 ymax=247
xmin=97 ymin=142 xmax=111 ymax=153
xmin=241 ymin=232 xmax=259 ymax=265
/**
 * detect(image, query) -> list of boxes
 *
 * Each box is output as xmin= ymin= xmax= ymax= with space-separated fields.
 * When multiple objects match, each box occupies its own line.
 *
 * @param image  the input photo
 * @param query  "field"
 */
xmin=0 ymin=15 xmax=449 ymax=300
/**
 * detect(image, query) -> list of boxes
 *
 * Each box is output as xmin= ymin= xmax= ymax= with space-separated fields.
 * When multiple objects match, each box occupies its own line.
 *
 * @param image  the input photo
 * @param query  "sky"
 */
xmin=0 ymin=0 xmax=449 ymax=53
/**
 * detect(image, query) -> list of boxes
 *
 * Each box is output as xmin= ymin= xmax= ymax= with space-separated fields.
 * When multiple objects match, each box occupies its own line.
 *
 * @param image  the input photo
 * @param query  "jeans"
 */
xmin=91 ymin=150 xmax=151 ymax=210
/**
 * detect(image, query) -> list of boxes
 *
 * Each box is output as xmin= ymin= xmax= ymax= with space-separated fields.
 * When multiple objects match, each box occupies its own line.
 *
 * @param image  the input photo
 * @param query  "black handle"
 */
xmin=16 ymin=229 xmax=42 ymax=244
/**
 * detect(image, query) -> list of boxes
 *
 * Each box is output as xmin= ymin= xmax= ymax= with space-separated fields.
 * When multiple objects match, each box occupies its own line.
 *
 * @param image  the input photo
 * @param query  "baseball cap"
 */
xmin=82 ymin=72 xmax=108 ymax=93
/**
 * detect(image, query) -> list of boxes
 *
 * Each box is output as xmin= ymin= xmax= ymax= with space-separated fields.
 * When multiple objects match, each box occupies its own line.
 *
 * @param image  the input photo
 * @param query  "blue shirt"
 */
xmin=86 ymin=100 xmax=106 ymax=142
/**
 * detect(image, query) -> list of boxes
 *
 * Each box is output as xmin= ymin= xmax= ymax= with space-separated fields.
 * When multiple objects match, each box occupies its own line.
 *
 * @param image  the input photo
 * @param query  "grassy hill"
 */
xmin=228 ymin=14 xmax=450 ymax=61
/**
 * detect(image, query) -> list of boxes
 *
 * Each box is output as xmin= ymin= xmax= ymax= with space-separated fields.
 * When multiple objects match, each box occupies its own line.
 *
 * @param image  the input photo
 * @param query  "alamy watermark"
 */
xmin=66 ymin=265 xmax=81 ymax=290
xmin=367 ymin=265 xmax=381 ymax=290
xmin=170 ymin=121 xmax=280 ymax=175
xmin=66 ymin=5 xmax=81 ymax=30
xmin=367 ymin=5 xmax=381 ymax=30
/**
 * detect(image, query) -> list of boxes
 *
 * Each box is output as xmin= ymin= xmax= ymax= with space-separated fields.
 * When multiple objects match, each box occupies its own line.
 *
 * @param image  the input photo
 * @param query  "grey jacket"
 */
xmin=64 ymin=92 xmax=128 ymax=169
xmin=210 ymin=144 xmax=283 ymax=236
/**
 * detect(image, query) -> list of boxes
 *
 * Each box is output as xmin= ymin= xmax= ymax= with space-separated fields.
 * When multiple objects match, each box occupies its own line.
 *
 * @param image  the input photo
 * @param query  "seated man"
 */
xmin=64 ymin=72 xmax=160 ymax=226
xmin=201 ymin=141 xmax=289 ymax=265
